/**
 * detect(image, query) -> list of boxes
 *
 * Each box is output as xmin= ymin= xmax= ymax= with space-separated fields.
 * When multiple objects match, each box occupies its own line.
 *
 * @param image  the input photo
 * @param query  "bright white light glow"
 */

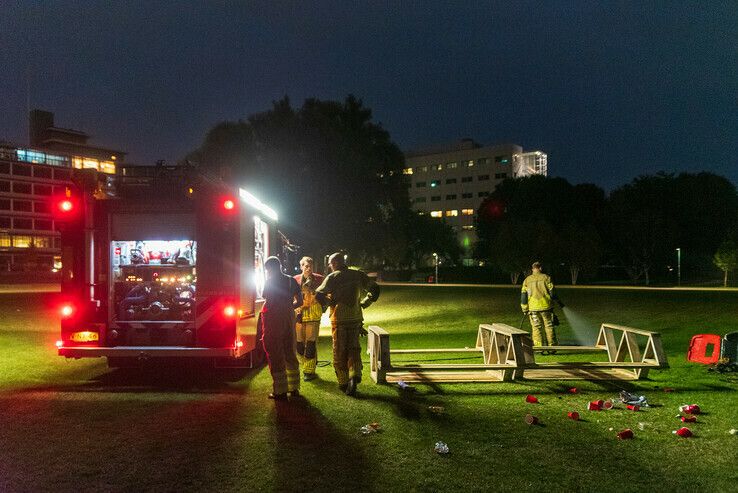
xmin=239 ymin=189 xmax=278 ymax=221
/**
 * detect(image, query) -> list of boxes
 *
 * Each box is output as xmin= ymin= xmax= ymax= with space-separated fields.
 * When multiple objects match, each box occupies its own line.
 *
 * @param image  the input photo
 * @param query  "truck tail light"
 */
xmin=60 ymin=304 xmax=74 ymax=318
xmin=223 ymin=305 xmax=236 ymax=318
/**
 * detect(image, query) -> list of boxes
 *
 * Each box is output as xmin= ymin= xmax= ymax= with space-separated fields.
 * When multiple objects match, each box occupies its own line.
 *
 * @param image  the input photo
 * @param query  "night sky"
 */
xmin=1 ymin=1 xmax=736 ymax=189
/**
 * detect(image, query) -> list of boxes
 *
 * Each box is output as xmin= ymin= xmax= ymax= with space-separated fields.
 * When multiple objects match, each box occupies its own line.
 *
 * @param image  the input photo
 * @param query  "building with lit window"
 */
xmin=404 ymin=139 xmax=547 ymax=263
xmin=0 ymin=110 xmax=125 ymax=272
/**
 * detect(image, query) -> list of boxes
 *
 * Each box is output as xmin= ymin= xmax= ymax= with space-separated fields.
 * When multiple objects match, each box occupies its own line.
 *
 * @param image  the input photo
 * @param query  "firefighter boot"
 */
xmin=345 ymin=376 xmax=358 ymax=397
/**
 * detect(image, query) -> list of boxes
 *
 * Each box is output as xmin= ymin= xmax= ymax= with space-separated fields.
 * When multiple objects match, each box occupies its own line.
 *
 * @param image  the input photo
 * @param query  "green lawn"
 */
xmin=0 ymin=286 xmax=737 ymax=492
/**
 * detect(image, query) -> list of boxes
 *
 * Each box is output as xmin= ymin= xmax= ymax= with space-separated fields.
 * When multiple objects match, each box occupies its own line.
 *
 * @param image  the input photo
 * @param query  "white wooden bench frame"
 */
xmin=367 ymin=323 xmax=668 ymax=384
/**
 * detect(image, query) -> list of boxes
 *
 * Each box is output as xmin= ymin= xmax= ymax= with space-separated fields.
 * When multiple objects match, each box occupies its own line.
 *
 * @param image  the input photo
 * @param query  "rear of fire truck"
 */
xmin=55 ymin=166 xmax=277 ymax=367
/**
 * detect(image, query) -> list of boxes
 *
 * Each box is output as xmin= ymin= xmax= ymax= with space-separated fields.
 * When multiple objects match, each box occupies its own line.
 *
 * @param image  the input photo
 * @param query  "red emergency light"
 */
xmin=58 ymin=199 xmax=74 ymax=213
xmin=223 ymin=305 xmax=237 ymax=318
xmin=223 ymin=199 xmax=235 ymax=211
xmin=60 ymin=304 xmax=74 ymax=318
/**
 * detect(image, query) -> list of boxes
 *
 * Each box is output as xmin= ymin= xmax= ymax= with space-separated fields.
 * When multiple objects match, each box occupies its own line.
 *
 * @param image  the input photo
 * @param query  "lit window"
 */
xmin=461 ymin=209 xmax=474 ymax=215
xmin=0 ymin=233 xmax=10 ymax=247
xmin=464 ymin=160 xmax=474 ymax=167
xmin=447 ymin=162 xmax=457 ymax=169
xmin=100 ymin=161 xmax=116 ymax=174
xmin=445 ymin=210 xmax=458 ymax=217
xmin=462 ymin=225 xmax=475 ymax=230
xmin=495 ymin=155 xmax=510 ymax=164
xmin=430 ymin=210 xmax=442 ymax=218
xmin=403 ymin=167 xmax=413 ymax=175
xmin=416 ymin=166 xmax=428 ymax=173
xmin=435 ymin=164 xmax=443 ymax=171
xmin=12 ymin=235 xmax=34 ymax=248
xmin=430 ymin=180 xmax=440 ymax=187
xmin=417 ymin=211 xmax=426 ymax=215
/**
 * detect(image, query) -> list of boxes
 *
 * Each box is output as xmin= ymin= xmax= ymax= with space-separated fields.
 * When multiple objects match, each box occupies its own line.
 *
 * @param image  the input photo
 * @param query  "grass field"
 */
xmin=1 ymin=285 xmax=737 ymax=492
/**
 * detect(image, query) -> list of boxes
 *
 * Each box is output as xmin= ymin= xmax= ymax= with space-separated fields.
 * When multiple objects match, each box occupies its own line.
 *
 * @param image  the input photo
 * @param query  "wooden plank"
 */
xmin=480 ymin=323 xmax=529 ymax=336
xmin=386 ymin=372 xmax=504 ymax=383
xmin=600 ymin=325 xmax=619 ymax=362
xmin=391 ymin=363 xmax=518 ymax=370
xmin=525 ymin=361 xmax=658 ymax=369
xmin=390 ymin=348 xmax=482 ymax=354
xmin=532 ymin=346 xmax=605 ymax=352
xmin=523 ymin=368 xmax=639 ymax=381
xmin=601 ymin=323 xmax=661 ymax=337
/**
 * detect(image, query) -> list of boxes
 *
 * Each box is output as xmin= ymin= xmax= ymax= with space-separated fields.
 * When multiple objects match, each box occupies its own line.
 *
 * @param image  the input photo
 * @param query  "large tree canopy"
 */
xmin=187 ymin=96 xmax=410 ymax=269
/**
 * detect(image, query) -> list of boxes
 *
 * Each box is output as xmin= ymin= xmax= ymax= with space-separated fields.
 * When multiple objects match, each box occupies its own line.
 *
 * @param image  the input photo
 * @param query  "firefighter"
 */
xmin=261 ymin=256 xmax=303 ymax=400
xmin=315 ymin=252 xmax=380 ymax=396
xmin=294 ymin=256 xmax=324 ymax=381
xmin=520 ymin=261 xmax=559 ymax=347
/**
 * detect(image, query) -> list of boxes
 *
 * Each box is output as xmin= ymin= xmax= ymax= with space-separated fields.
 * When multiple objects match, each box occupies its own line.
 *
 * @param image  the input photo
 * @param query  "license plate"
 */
xmin=70 ymin=331 xmax=99 ymax=343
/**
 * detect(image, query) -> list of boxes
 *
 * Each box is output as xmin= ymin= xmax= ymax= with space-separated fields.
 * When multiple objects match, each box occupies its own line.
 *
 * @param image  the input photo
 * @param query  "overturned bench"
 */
xmin=366 ymin=323 xmax=668 ymax=384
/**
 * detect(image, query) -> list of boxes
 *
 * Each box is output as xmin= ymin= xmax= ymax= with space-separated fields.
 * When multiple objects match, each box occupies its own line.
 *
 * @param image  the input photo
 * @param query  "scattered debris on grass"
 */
xmin=626 ymin=404 xmax=641 ymax=412
xmin=396 ymin=380 xmax=416 ymax=392
xmin=603 ymin=399 xmax=615 ymax=410
xmin=680 ymin=404 xmax=701 ymax=415
xmin=360 ymin=422 xmax=382 ymax=435
xmin=620 ymin=390 xmax=649 ymax=407
xmin=674 ymin=427 xmax=693 ymax=438
xmin=588 ymin=400 xmax=603 ymax=411
xmin=638 ymin=422 xmax=647 ymax=431
xmin=525 ymin=394 xmax=539 ymax=403
xmin=525 ymin=413 xmax=539 ymax=425
xmin=434 ymin=441 xmax=449 ymax=454
xmin=569 ymin=387 xmax=578 ymax=394
xmin=428 ymin=405 xmax=445 ymax=415
xmin=729 ymin=429 xmax=737 ymax=435
xmin=567 ymin=411 xmax=580 ymax=421
xmin=680 ymin=415 xmax=697 ymax=423
xmin=617 ymin=428 xmax=634 ymax=439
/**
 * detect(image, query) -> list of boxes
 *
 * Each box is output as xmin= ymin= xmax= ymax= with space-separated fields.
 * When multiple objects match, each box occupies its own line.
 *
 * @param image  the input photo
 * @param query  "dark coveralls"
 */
xmin=315 ymin=268 xmax=379 ymax=386
xmin=261 ymin=272 xmax=303 ymax=395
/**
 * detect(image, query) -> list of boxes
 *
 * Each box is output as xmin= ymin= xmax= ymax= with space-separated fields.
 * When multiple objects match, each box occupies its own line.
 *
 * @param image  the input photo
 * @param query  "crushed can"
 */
xmin=526 ymin=394 xmax=539 ymax=404
xmin=525 ymin=413 xmax=539 ymax=425
xmin=626 ymin=404 xmax=640 ymax=412
xmin=617 ymin=428 xmax=634 ymax=440
xmin=434 ymin=441 xmax=450 ymax=454
xmin=674 ymin=427 xmax=693 ymax=438
xmin=680 ymin=415 xmax=697 ymax=423
xmin=588 ymin=401 xmax=602 ymax=411
xmin=567 ymin=411 xmax=580 ymax=421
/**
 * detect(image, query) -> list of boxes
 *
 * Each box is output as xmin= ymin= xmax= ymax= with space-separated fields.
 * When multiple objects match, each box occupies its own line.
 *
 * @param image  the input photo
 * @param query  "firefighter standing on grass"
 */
xmin=294 ymin=256 xmax=324 ymax=381
xmin=316 ymin=252 xmax=380 ymax=396
xmin=261 ymin=256 xmax=303 ymax=400
xmin=520 ymin=261 xmax=560 ymax=347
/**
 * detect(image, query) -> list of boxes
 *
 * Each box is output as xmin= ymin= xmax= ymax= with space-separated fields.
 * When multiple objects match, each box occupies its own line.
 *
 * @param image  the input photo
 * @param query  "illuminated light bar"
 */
xmin=239 ymin=189 xmax=278 ymax=221
xmin=235 ymin=339 xmax=244 ymax=349
xmin=223 ymin=305 xmax=236 ymax=318
xmin=223 ymin=199 xmax=235 ymax=211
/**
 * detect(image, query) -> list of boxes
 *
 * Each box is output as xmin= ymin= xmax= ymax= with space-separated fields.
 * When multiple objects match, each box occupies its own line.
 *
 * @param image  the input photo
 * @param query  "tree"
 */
xmin=187 ymin=96 xmax=409 ymax=269
xmin=714 ymin=240 xmax=738 ymax=287
xmin=402 ymin=213 xmax=461 ymax=269
xmin=476 ymin=175 xmax=605 ymax=284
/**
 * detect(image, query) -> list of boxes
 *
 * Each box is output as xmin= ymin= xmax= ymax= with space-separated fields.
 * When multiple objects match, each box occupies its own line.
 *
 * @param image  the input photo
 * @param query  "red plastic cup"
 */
xmin=626 ymin=404 xmax=640 ymax=412
xmin=676 ymin=427 xmax=693 ymax=438
xmin=588 ymin=401 xmax=602 ymax=411
xmin=526 ymin=394 xmax=539 ymax=404
xmin=685 ymin=405 xmax=701 ymax=415
xmin=569 ymin=387 xmax=578 ymax=394
xmin=567 ymin=411 xmax=580 ymax=421
xmin=595 ymin=399 xmax=605 ymax=407
xmin=617 ymin=428 xmax=634 ymax=439
xmin=603 ymin=400 xmax=614 ymax=410
xmin=681 ymin=415 xmax=697 ymax=423
xmin=525 ymin=414 xmax=539 ymax=425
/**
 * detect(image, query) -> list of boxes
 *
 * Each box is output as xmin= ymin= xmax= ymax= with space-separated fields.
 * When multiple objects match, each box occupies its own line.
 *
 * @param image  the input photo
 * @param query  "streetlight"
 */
xmin=432 ymin=252 xmax=439 ymax=285
xmin=676 ymin=248 xmax=681 ymax=287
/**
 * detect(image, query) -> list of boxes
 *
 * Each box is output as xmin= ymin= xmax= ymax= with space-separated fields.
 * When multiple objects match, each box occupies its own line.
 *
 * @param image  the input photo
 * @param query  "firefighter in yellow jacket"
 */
xmin=520 ymin=261 xmax=560 ymax=347
xmin=294 ymin=256 xmax=324 ymax=381
xmin=316 ymin=252 xmax=380 ymax=396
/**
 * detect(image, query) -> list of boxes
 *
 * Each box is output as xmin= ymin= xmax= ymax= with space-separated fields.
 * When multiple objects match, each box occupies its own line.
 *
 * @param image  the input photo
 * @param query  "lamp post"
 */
xmin=676 ymin=248 xmax=681 ymax=287
xmin=432 ymin=252 xmax=439 ymax=284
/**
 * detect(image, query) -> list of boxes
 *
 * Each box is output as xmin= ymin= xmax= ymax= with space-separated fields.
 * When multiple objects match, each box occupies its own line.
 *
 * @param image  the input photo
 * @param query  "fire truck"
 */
xmin=55 ymin=165 xmax=278 ymax=367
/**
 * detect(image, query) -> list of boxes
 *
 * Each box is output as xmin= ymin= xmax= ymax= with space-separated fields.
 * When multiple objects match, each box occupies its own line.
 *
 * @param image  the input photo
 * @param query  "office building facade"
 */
xmin=404 ymin=139 xmax=547 ymax=262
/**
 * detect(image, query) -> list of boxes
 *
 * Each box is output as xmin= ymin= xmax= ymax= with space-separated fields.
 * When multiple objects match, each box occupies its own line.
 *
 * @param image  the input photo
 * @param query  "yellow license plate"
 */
xmin=70 ymin=331 xmax=99 ymax=343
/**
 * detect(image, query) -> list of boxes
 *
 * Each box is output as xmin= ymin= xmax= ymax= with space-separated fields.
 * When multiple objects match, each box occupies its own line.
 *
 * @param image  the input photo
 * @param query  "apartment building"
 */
xmin=404 ymin=139 xmax=547 ymax=262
